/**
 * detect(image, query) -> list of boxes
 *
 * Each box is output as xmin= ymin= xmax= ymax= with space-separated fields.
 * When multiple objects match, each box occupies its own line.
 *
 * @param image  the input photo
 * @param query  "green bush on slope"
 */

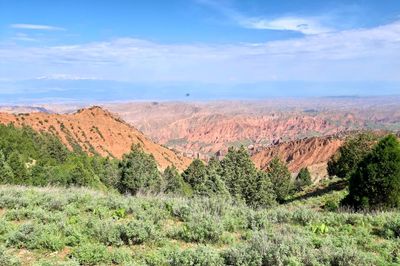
xmin=344 ymin=134 xmax=400 ymax=209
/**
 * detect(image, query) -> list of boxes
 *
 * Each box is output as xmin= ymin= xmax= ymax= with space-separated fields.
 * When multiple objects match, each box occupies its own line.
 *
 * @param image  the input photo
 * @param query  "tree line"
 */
xmin=3 ymin=123 xmax=399 ymax=211
xmin=0 ymin=124 xmax=313 ymax=208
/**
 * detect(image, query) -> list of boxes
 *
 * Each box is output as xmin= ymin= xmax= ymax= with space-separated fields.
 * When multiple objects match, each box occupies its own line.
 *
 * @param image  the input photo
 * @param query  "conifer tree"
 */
xmin=328 ymin=133 xmax=377 ymax=178
xmin=220 ymin=146 xmax=257 ymax=199
xmin=220 ymin=146 xmax=276 ymax=206
xmin=206 ymin=157 xmax=229 ymax=197
xmin=182 ymin=159 xmax=208 ymax=189
xmin=118 ymin=144 xmax=161 ymax=195
xmin=0 ymin=150 xmax=14 ymax=183
xmin=295 ymin=167 xmax=312 ymax=191
xmin=6 ymin=151 xmax=27 ymax=184
xmin=251 ymin=171 xmax=276 ymax=208
xmin=344 ymin=134 xmax=400 ymax=209
xmin=267 ymin=157 xmax=294 ymax=203
xmin=163 ymin=165 xmax=186 ymax=195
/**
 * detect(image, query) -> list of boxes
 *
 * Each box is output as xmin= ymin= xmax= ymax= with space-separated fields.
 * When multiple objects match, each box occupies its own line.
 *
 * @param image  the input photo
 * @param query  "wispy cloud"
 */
xmin=238 ymin=16 xmax=333 ymax=35
xmin=196 ymin=0 xmax=334 ymax=35
xmin=35 ymin=74 xmax=100 ymax=81
xmin=1 ymin=20 xmax=400 ymax=87
xmin=12 ymin=33 xmax=38 ymax=42
xmin=10 ymin=24 xmax=65 ymax=31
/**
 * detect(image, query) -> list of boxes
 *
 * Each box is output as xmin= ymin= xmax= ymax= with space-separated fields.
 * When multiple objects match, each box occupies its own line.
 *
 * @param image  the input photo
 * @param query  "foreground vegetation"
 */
xmin=1 ymin=123 xmax=400 ymax=265
xmin=0 ymin=181 xmax=400 ymax=265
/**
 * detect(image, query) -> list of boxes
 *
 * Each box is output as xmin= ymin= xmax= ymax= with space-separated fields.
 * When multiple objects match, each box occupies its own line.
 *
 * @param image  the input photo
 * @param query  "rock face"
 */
xmin=251 ymin=135 xmax=344 ymax=179
xmin=0 ymin=106 xmax=191 ymax=171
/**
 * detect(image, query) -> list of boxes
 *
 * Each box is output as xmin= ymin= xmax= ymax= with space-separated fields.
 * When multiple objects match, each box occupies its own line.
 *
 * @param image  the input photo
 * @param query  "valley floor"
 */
xmin=0 ymin=180 xmax=399 ymax=265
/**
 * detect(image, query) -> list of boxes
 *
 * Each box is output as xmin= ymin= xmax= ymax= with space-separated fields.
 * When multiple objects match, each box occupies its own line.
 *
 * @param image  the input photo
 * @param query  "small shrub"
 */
xmin=177 ymin=214 xmax=223 ymax=243
xmin=6 ymin=223 xmax=65 ymax=251
xmin=70 ymin=243 xmax=111 ymax=265
xmin=379 ymin=217 xmax=400 ymax=239
xmin=169 ymin=246 xmax=224 ymax=266
xmin=0 ymin=245 xmax=20 ymax=266
xmin=324 ymin=199 xmax=339 ymax=212
xmin=110 ymin=247 xmax=132 ymax=264
xmin=121 ymin=220 xmax=159 ymax=245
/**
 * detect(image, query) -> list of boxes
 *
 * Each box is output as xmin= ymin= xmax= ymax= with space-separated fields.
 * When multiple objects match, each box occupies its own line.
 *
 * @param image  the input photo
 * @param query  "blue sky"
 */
xmin=0 ymin=0 xmax=400 ymax=102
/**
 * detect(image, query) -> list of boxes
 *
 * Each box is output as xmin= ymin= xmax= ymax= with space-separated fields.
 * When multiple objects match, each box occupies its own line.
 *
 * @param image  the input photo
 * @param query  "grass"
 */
xmin=0 ymin=180 xmax=399 ymax=265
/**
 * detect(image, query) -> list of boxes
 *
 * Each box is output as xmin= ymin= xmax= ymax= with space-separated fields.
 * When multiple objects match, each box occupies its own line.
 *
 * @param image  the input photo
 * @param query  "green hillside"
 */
xmin=1 ymin=124 xmax=400 ymax=265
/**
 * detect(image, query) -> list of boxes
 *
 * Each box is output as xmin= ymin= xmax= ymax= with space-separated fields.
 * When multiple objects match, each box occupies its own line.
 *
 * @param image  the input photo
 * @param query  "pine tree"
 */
xmin=6 ymin=151 xmax=27 ymax=184
xmin=251 ymin=171 xmax=276 ymax=208
xmin=118 ymin=144 xmax=161 ymax=195
xmin=344 ymin=134 xmax=400 ymax=209
xmin=163 ymin=165 xmax=186 ymax=195
xmin=220 ymin=146 xmax=257 ymax=199
xmin=92 ymin=157 xmax=119 ymax=188
xmin=328 ymin=133 xmax=377 ymax=178
xmin=220 ymin=146 xmax=276 ymax=206
xmin=68 ymin=161 xmax=94 ymax=187
xmin=182 ymin=159 xmax=208 ymax=188
xmin=206 ymin=157 xmax=229 ymax=197
xmin=267 ymin=157 xmax=294 ymax=203
xmin=295 ymin=167 xmax=312 ymax=191
xmin=0 ymin=150 xmax=14 ymax=183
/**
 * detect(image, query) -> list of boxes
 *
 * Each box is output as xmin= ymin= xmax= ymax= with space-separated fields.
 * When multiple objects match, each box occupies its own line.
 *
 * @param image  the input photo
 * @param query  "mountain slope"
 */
xmin=0 ymin=106 xmax=190 ymax=170
xmin=251 ymin=135 xmax=344 ymax=179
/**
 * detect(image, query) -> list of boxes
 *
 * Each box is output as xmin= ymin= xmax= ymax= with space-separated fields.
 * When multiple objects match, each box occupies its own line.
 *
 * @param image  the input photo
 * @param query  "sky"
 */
xmin=0 ymin=0 xmax=400 ymax=102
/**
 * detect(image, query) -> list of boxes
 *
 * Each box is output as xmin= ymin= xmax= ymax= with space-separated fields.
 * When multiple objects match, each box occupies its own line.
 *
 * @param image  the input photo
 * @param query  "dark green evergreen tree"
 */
xmin=6 ymin=151 xmax=27 ymax=184
xmin=118 ymin=144 xmax=161 ymax=195
xmin=343 ymin=135 xmax=400 ymax=209
xmin=328 ymin=133 xmax=377 ymax=178
xmin=295 ymin=167 xmax=312 ymax=191
xmin=267 ymin=157 xmax=294 ymax=203
xmin=163 ymin=165 xmax=186 ymax=195
xmin=68 ymin=162 xmax=95 ymax=187
xmin=251 ymin=171 xmax=276 ymax=208
xmin=205 ymin=157 xmax=229 ymax=197
xmin=182 ymin=158 xmax=229 ymax=197
xmin=91 ymin=157 xmax=119 ymax=188
xmin=0 ymin=150 xmax=14 ymax=183
xmin=182 ymin=159 xmax=208 ymax=189
xmin=220 ymin=146 xmax=276 ymax=207
xmin=220 ymin=146 xmax=256 ymax=199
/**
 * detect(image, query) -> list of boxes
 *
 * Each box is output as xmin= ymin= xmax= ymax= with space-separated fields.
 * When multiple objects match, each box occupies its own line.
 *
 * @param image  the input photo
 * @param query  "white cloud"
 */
xmin=12 ymin=33 xmax=38 ymax=42
xmin=239 ymin=16 xmax=333 ymax=35
xmin=196 ymin=0 xmax=334 ymax=35
xmin=1 ymin=20 xmax=400 ymax=85
xmin=10 ymin=24 xmax=65 ymax=31
xmin=35 ymin=74 xmax=100 ymax=81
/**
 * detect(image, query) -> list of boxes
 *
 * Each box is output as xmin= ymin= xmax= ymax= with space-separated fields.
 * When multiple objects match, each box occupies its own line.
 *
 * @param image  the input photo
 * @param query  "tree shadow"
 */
xmin=286 ymin=179 xmax=348 ymax=203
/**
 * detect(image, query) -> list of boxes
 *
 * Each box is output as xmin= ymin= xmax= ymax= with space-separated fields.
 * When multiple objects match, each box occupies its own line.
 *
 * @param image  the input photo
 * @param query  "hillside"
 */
xmin=251 ymin=135 xmax=344 ymax=179
xmin=0 ymin=106 xmax=190 ymax=171
xmin=0 ymin=181 xmax=398 ymax=265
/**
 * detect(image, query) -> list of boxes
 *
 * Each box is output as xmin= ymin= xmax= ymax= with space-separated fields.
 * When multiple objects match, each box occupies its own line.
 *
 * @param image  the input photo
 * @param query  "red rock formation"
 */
xmin=0 ymin=106 xmax=191 ymax=171
xmin=251 ymin=135 xmax=344 ymax=177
